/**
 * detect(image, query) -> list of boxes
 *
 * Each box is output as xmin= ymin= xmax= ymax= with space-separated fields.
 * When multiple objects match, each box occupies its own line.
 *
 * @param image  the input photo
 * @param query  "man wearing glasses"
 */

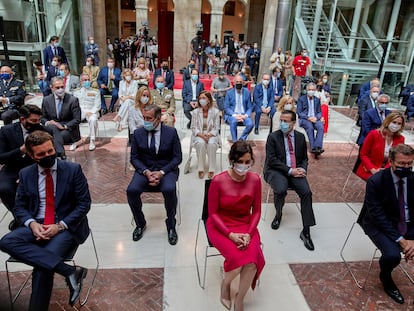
xmin=358 ymin=144 xmax=414 ymax=305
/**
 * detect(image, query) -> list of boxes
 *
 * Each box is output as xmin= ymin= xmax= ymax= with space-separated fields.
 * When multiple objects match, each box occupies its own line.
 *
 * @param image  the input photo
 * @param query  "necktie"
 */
xmin=57 ymin=99 xmax=62 ymax=119
xmin=149 ymin=130 xmax=156 ymax=154
xmin=309 ymin=99 xmax=314 ymax=117
xmin=53 ymin=47 xmax=57 ymax=55
xmin=398 ymin=179 xmax=407 ymax=235
xmin=44 ymin=169 xmax=55 ymax=225
xmin=108 ymin=69 xmax=113 ymax=90
xmin=287 ymin=135 xmax=296 ymax=168
xmin=262 ymin=87 xmax=268 ymax=108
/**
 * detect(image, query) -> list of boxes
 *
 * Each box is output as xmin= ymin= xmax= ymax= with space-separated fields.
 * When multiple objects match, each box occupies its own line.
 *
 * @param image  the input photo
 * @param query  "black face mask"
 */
xmin=162 ymin=66 xmax=168 ymax=71
xmin=394 ymin=166 xmax=412 ymax=178
xmin=235 ymin=83 xmax=243 ymax=90
xmin=37 ymin=154 xmax=56 ymax=169
xmin=25 ymin=122 xmax=44 ymax=133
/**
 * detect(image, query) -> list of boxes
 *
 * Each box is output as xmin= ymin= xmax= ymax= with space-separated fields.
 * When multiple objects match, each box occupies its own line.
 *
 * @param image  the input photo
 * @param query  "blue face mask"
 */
xmin=378 ymin=104 xmax=388 ymax=111
xmin=191 ymin=74 xmax=198 ymax=82
xmin=0 ymin=73 xmax=11 ymax=80
xmin=58 ymin=70 xmax=65 ymax=77
xmin=156 ymin=82 xmax=164 ymax=90
xmin=280 ymin=121 xmax=290 ymax=134
xmin=143 ymin=120 xmax=155 ymax=131
xmin=83 ymin=81 xmax=91 ymax=89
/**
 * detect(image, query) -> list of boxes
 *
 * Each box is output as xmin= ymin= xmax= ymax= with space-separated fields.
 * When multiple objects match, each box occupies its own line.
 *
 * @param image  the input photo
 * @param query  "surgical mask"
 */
xmin=275 ymin=72 xmax=281 ymax=78
xmin=394 ymin=166 xmax=412 ymax=178
xmin=54 ymin=88 xmax=65 ymax=98
xmin=125 ymin=75 xmax=132 ymax=81
xmin=86 ymin=61 xmax=91 ymax=66
xmin=235 ymin=83 xmax=243 ymax=90
xmin=388 ymin=123 xmax=401 ymax=133
xmin=58 ymin=70 xmax=65 ymax=77
xmin=302 ymin=52 xmax=307 ymax=57
xmin=156 ymin=82 xmax=164 ymax=90
xmin=162 ymin=66 xmax=168 ymax=71
xmin=51 ymin=61 xmax=57 ymax=67
xmin=191 ymin=74 xmax=198 ymax=82
xmin=189 ymin=64 xmax=195 ymax=69
xmin=107 ymin=62 xmax=114 ymax=69
xmin=241 ymin=68 xmax=246 ymax=73
xmin=139 ymin=64 xmax=145 ymax=68
xmin=262 ymin=80 xmax=270 ymax=87
xmin=89 ymin=40 xmax=94 ymax=45
xmin=307 ymin=90 xmax=315 ymax=97
xmin=143 ymin=120 xmax=155 ymax=131
xmin=233 ymin=163 xmax=251 ymax=176
xmin=284 ymin=104 xmax=293 ymax=111
xmin=378 ymin=104 xmax=388 ymax=111
xmin=322 ymin=78 xmax=328 ymax=84
xmin=371 ymin=92 xmax=379 ymax=99
xmin=0 ymin=73 xmax=11 ymax=80
xmin=280 ymin=121 xmax=290 ymax=133
xmin=141 ymin=96 xmax=149 ymax=104
xmin=54 ymin=42 xmax=59 ymax=47
xmin=37 ymin=154 xmax=56 ymax=169
xmin=199 ymin=99 xmax=208 ymax=107
xmin=83 ymin=81 xmax=91 ymax=89
xmin=219 ymin=75 xmax=224 ymax=80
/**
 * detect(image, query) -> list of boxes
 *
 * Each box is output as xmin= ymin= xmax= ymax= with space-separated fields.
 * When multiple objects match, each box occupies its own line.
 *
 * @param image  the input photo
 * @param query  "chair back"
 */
xmin=202 ymin=179 xmax=212 ymax=223
xmin=350 ymin=83 xmax=361 ymax=96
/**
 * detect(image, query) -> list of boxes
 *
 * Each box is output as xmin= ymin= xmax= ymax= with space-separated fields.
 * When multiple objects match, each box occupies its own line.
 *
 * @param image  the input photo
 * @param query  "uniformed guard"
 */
xmin=151 ymin=75 xmax=176 ymax=127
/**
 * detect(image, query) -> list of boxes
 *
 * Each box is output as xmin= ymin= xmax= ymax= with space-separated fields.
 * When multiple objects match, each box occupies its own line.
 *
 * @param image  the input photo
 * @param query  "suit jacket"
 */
xmin=14 ymin=160 xmax=91 ymax=243
xmin=270 ymin=77 xmax=284 ymax=99
xmin=131 ymin=124 xmax=182 ymax=176
xmin=406 ymin=95 xmax=414 ymax=118
xmin=296 ymin=95 xmax=322 ymax=120
xmin=356 ymin=129 xmax=405 ymax=180
xmin=153 ymin=68 xmax=174 ymax=90
xmin=357 ymin=81 xmax=371 ymax=102
xmin=357 ymin=168 xmax=414 ymax=242
xmin=224 ymin=88 xmax=253 ymax=121
xmin=65 ymin=74 xmax=80 ymax=94
xmin=357 ymin=94 xmax=376 ymax=126
xmin=182 ymin=80 xmax=204 ymax=105
xmin=264 ymin=129 xmax=308 ymax=178
xmin=190 ymin=107 xmax=221 ymax=145
xmin=358 ymin=107 xmax=391 ymax=145
xmin=0 ymin=78 xmax=26 ymax=109
xmin=41 ymin=93 xmax=81 ymax=142
xmin=399 ymin=84 xmax=414 ymax=106
xmin=246 ymin=48 xmax=261 ymax=67
xmin=97 ymin=66 xmax=122 ymax=89
xmin=253 ymin=83 xmax=275 ymax=113
xmin=43 ymin=45 xmax=68 ymax=70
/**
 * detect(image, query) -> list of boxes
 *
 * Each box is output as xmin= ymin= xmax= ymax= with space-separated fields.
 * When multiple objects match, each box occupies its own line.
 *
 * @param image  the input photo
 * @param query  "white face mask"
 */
xmin=89 ymin=40 xmax=94 ymax=45
xmin=125 ymin=75 xmax=132 ymax=81
xmin=51 ymin=61 xmax=57 ymax=67
xmin=388 ymin=123 xmax=401 ymax=133
xmin=371 ymin=92 xmax=379 ymax=99
xmin=141 ymin=96 xmax=149 ymax=104
xmin=284 ymin=104 xmax=293 ymax=111
xmin=54 ymin=88 xmax=65 ymax=98
xmin=233 ymin=163 xmax=251 ymax=176
xmin=307 ymin=90 xmax=315 ymax=97
xmin=86 ymin=61 xmax=91 ymax=67
xmin=262 ymin=80 xmax=270 ymax=87
xmin=322 ymin=78 xmax=328 ymax=84
xmin=107 ymin=62 xmax=114 ymax=69
xmin=199 ymin=99 xmax=208 ymax=107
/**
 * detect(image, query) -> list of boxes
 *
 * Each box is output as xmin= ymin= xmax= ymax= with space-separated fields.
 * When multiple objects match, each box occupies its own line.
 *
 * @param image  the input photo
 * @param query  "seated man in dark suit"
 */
xmin=153 ymin=59 xmax=174 ymax=90
xmin=264 ymin=110 xmax=316 ymax=251
xmin=253 ymin=73 xmax=274 ymax=134
xmin=296 ymin=82 xmax=324 ymax=154
xmin=0 ymin=105 xmax=46 ymax=230
xmin=357 ymin=144 xmax=414 ymax=305
xmin=0 ymin=65 xmax=27 ymax=124
xmin=41 ymin=76 xmax=81 ymax=159
xmin=97 ymin=57 xmax=122 ymax=114
xmin=358 ymin=93 xmax=391 ymax=146
xmin=399 ymin=83 xmax=414 ymax=114
xmin=224 ymin=74 xmax=254 ymax=142
xmin=0 ymin=130 xmax=90 ymax=310
xmin=43 ymin=55 xmax=62 ymax=96
xmin=357 ymin=85 xmax=379 ymax=127
xmin=127 ymin=104 xmax=182 ymax=245
xmin=182 ymin=68 xmax=204 ymax=128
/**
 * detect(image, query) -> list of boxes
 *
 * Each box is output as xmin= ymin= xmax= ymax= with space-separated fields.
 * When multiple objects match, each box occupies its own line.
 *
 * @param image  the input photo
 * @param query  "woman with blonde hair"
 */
xmin=356 ymin=111 xmax=405 ymax=181
xmin=113 ymin=68 xmax=138 ymax=131
xmin=133 ymin=57 xmax=150 ymax=88
xmin=190 ymin=91 xmax=221 ymax=179
xmin=128 ymin=86 xmax=153 ymax=137
xmin=272 ymin=95 xmax=296 ymax=132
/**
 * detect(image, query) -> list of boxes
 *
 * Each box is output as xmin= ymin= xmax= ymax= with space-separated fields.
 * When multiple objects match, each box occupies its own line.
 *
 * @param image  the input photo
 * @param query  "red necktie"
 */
xmin=398 ymin=179 xmax=407 ymax=235
xmin=163 ymin=71 xmax=166 ymax=79
xmin=44 ymin=169 xmax=55 ymax=225
xmin=287 ymin=135 xmax=296 ymax=168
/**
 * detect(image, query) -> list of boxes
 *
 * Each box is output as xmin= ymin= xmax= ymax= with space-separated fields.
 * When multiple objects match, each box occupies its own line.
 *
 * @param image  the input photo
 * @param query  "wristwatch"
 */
xmin=57 ymin=223 xmax=66 ymax=232
xmin=160 ymin=170 xmax=165 ymax=176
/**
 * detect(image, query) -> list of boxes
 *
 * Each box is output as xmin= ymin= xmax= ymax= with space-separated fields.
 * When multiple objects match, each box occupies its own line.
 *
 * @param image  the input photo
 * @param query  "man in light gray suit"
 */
xmin=58 ymin=64 xmax=80 ymax=94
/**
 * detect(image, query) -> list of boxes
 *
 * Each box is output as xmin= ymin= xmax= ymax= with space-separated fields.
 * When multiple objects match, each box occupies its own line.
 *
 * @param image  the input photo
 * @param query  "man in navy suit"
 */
xmin=297 ymin=82 xmax=324 ymax=154
xmin=153 ymin=59 xmax=174 ymax=90
xmin=224 ymin=74 xmax=253 ymax=142
xmin=97 ymin=57 xmax=122 ymax=114
xmin=358 ymin=144 xmax=414 ymax=304
xmin=357 ymin=85 xmax=380 ymax=127
xmin=127 ymin=104 xmax=182 ymax=245
xmin=43 ymin=36 xmax=68 ymax=71
xmin=0 ymin=131 xmax=91 ymax=310
xmin=253 ymin=74 xmax=274 ymax=134
xmin=358 ymin=93 xmax=391 ymax=145
xmin=182 ymin=68 xmax=204 ymax=128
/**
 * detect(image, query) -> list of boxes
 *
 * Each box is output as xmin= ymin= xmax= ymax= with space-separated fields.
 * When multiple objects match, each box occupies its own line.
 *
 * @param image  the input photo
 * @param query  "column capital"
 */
xmin=210 ymin=10 xmax=223 ymax=16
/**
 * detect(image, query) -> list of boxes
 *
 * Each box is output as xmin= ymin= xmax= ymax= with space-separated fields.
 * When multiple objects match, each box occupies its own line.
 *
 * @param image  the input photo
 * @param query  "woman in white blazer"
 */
xmin=191 ymin=91 xmax=221 ymax=179
xmin=113 ymin=69 xmax=138 ymax=131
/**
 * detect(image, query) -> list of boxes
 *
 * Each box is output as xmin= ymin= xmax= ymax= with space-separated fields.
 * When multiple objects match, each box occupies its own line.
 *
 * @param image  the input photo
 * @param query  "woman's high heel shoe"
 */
xmin=220 ymin=279 xmax=231 ymax=310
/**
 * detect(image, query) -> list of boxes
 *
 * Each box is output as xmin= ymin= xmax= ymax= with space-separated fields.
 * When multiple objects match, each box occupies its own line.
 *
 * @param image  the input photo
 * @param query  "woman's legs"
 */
xmin=222 ymin=267 xmax=242 ymax=303
xmin=234 ymin=263 xmax=257 ymax=311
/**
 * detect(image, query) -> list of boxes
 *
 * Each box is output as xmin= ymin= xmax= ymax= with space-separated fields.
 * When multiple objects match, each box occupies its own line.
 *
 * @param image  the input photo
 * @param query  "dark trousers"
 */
xmin=99 ymin=87 xmax=119 ymax=111
xmin=0 ymin=169 xmax=18 ymax=212
xmin=1 ymin=109 xmax=20 ymax=125
xmin=45 ymin=124 xmax=73 ymax=156
xmin=183 ymin=101 xmax=194 ymax=121
xmin=368 ymin=224 xmax=414 ymax=278
xmin=0 ymin=227 xmax=78 ymax=311
xmin=126 ymin=172 xmax=178 ymax=230
xmin=265 ymin=169 xmax=316 ymax=227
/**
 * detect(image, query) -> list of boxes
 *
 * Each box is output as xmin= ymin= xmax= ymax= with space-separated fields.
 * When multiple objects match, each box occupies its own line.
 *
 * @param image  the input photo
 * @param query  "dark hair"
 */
xmin=25 ymin=131 xmax=54 ymax=156
xmin=281 ymin=110 xmax=296 ymax=121
xmin=19 ymin=105 xmax=42 ymax=118
xmin=143 ymin=104 xmax=162 ymax=119
xmin=49 ymin=36 xmax=59 ymax=43
xmin=389 ymin=144 xmax=414 ymax=161
xmin=228 ymin=141 xmax=254 ymax=164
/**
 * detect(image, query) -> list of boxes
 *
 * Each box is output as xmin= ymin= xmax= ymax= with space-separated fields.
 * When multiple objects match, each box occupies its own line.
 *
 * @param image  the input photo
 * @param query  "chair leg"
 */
xmin=80 ymin=230 xmax=99 ymax=306
xmin=194 ymin=219 xmax=204 ymax=289
xmin=6 ymin=259 xmax=32 ymax=308
xmin=176 ymin=181 xmax=181 ymax=226
xmin=261 ymin=185 xmax=271 ymax=221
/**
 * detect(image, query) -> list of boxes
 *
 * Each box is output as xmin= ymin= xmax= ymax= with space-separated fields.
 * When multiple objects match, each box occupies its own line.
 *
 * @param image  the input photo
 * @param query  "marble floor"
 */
xmin=0 ymin=104 xmax=414 ymax=310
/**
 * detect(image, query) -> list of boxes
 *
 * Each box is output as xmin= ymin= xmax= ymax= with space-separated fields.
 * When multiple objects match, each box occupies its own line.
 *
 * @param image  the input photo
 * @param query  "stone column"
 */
xmin=210 ymin=10 xmax=223 ymax=44
xmin=135 ymin=0 xmax=148 ymax=28
xmin=258 ymin=0 xmax=278 ymax=77
xmin=173 ymin=1 xmax=202 ymax=69
xmin=80 ymin=0 xmax=94 ymax=42
xmin=92 ymin=0 xmax=107 ymax=64
xmin=274 ymin=0 xmax=293 ymax=51
xmin=45 ymin=0 xmax=61 ymax=38
xmin=347 ymin=0 xmax=362 ymax=58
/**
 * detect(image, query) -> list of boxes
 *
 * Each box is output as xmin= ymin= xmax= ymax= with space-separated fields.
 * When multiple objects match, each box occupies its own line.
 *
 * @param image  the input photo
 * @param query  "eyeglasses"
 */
xmin=54 ymin=86 xmax=65 ymax=89
xmin=378 ymin=101 xmax=389 ymax=104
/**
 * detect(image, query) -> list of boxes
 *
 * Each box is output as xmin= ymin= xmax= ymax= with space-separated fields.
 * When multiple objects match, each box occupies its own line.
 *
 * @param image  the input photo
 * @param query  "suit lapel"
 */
xmin=55 ymin=160 xmax=65 ymax=206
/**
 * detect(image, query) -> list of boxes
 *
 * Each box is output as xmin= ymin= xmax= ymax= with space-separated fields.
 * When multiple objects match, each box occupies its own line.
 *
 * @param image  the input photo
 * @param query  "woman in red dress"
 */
xmin=206 ymin=141 xmax=265 ymax=311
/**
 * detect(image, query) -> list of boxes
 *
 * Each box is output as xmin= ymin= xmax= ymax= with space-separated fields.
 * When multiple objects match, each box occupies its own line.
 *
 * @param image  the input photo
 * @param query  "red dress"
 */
xmin=206 ymin=171 xmax=265 ymax=289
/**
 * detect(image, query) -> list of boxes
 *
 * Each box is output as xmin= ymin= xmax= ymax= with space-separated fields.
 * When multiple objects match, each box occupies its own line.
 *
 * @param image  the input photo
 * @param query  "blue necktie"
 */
xmin=149 ymin=131 xmax=156 ymax=154
xmin=57 ymin=99 xmax=62 ymax=119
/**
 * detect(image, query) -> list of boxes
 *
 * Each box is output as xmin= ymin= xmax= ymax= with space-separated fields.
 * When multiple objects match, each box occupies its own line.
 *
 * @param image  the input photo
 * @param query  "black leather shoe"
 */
xmin=300 ymin=231 xmax=315 ymax=251
xmin=380 ymin=272 xmax=404 ymax=304
xmin=254 ymin=128 xmax=259 ymax=135
xmin=310 ymin=148 xmax=317 ymax=153
xmin=271 ymin=215 xmax=282 ymax=230
xmin=132 ymin=226 xmax=146 ymax=241
xmin=65 ymin=266 xmax=88 ymax=306
xmin=168 ymin=228 xmax=178 ymax=245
